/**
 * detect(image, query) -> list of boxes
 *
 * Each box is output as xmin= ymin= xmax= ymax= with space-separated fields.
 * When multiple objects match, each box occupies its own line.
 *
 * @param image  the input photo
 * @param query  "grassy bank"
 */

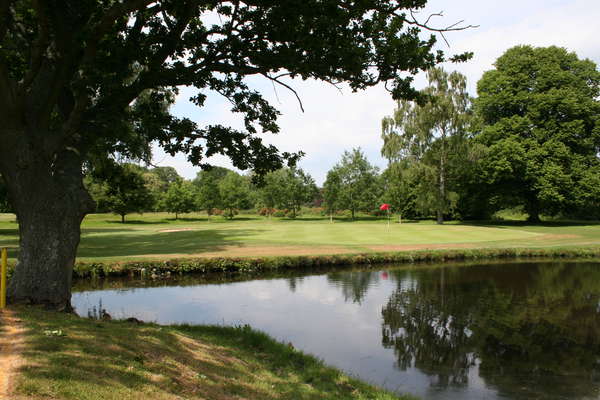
xmin=11 ymin=306 xmax=409 ymax=400
xmin=3 ymin=247 xmax=599 ymax=281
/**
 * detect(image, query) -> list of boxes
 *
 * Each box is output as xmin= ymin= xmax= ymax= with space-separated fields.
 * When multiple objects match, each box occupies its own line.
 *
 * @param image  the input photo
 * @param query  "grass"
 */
xmin=12 ymin=306 xmax=410 ymax=400
xmin=2 ymin=212 xmax=600 ymax=263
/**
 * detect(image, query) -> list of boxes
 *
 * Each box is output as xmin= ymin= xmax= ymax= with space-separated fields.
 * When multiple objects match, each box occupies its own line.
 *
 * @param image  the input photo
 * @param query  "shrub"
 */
xmin=258 ymin=207 xmax=276 ymax=216
xmin=272 ymin=209 xmax=287 ymax=218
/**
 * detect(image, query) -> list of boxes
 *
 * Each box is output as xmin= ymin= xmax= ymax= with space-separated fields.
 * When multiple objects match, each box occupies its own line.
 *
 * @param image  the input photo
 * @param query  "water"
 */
xmin=72 ymin=261 xmax=600 ymax=400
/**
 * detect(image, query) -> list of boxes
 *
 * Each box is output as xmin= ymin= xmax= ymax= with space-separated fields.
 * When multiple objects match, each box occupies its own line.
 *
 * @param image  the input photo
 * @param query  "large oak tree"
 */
xmin=474 ymin=46 xmax=600 ymax=222
xmin=1 ymin=0 xmax=470 ymax=309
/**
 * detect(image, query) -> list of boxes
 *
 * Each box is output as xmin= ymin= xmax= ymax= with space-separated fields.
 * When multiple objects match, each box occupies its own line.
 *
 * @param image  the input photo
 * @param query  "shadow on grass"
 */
xmin=104 ymin=219 xmax=170 ymax=225
xmin=77 ymin=228 xmax=265 ymax=258
xmin=461 ymin=220 xmax=600 ymax=229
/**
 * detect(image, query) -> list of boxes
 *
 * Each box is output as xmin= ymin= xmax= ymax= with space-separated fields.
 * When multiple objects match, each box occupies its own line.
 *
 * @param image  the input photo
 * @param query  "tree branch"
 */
xmin=262 ymin=73 xmax=304 ymax=112
xmin=20 ymin=0 xmax=50 ymax=89
xmin=405 ymin=10 xmax=479 ymax=47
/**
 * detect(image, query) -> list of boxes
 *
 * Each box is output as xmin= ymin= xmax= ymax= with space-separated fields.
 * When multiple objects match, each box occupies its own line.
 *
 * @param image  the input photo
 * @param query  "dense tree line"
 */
xmin=83 ymin=163 xmax=320 ymax=221
xmin=376 ymin=45 xmax=600 ymax=223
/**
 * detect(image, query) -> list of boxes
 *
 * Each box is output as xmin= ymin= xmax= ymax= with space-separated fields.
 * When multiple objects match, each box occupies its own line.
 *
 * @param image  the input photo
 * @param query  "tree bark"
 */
xmin=2 ymin=139 xmax=94 ymax=310
xmin=121 ymin=214 xmax=126 ymax=223
xmin=437 ymin=131 xmax=446 ymax=225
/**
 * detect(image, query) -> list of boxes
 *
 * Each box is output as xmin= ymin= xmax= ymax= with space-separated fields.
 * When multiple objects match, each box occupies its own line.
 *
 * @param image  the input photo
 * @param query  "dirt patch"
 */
xmin=367 ymin=243 xmax=476 ymax=252
xmin=126 ymin=245 xmax=352 ymax=259
xmin=530 ymin=234 xmax=580 ymax=241
xmin=0 ymin=309 xmax=25 ymax=400
xmin=200 ymin=245 xmax=350 ymax=257
xmin=157 ymin=228 xmax=197 ymax=233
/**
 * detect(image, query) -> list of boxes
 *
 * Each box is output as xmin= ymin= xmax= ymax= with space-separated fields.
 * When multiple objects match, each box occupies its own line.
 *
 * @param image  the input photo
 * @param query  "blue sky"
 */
xmin=152 ymin=0 xmax=600 ymax=185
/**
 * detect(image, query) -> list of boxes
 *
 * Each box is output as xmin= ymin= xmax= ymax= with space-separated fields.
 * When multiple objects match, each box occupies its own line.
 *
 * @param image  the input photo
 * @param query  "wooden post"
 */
xmin=1 ymin=248 xmax=7 ymax=309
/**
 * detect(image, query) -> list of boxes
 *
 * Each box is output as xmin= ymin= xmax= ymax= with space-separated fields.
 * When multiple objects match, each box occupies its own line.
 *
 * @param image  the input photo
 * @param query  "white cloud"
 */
xmin=153 ymin=0 xmax=600 ymax=184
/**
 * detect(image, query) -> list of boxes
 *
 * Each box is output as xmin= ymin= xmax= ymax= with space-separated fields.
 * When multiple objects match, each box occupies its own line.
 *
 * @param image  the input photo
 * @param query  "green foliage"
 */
xmin=381 ymin=67 xmax=472 ymax=223
xmin=88 ymin=163 xmax=154 ymax=222
xmin=474 ymin=45 xmax=600 ymax=221
xmin=323 ymin=168 xmax=343 ymax=216
xmin=380 ymin=161 xmax=418 ymax=218
xmin=194 ymin=167 xmax=230 ymax=216
xmin=325 ymin=148 xmax=380 ymax=219
xmin=162 ymin=180 xmax=197 ymax=219
xmin=260 ymin=168 xmax=317 ymax=218
xmin=0 ymin=0 xmax=461 ymax=181
xmin=218 ymin=172 xmax=251 ymax=219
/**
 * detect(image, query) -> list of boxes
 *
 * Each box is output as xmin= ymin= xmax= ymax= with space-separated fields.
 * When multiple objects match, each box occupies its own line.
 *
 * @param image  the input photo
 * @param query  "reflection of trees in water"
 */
xmin=381 ymin=262 xmax=600 ymax=399
xmin=287 ymin=276 xmax=305 ymax=292
xmin=327 ymin=271 xmax=380 ymax=304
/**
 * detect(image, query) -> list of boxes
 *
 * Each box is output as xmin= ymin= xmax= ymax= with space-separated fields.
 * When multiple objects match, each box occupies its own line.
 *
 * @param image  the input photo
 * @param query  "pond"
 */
xmin=72 ymin=261 xmax=600 ymax=400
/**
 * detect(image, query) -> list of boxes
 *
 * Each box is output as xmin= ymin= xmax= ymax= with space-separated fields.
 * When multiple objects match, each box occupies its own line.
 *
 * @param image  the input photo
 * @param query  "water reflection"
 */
xmin=381 ymin=263 xmax=600 ymax=399
xmin=72 ymin=261 xmax=600 ymax=400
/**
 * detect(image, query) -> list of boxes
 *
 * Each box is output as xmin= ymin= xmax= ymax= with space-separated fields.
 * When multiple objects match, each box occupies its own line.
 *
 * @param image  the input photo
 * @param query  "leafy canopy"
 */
xmin=0 ymin=0 xmax=471 ymax=177
xmin=474 ymin=45 xmax=600 ymax=220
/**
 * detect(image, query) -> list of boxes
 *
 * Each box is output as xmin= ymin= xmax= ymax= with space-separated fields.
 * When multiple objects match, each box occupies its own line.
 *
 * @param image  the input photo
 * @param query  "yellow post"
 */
xmin=1 ymin=248 xmax=7 ymax=309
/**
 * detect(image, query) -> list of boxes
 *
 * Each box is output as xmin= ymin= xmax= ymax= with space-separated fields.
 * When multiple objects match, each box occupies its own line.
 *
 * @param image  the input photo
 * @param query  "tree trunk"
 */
xmin=121 ymin=214 xmax=125 ymax=223
xmin=437 ymin=129 xmax=446 ymax=225
xmin=526 ymin=198 xmax=541 ymax=223
xmin=2 ymin=142 xmax=94 ymax=310
xmin=175 ymin=212 xmax=178 ymax=220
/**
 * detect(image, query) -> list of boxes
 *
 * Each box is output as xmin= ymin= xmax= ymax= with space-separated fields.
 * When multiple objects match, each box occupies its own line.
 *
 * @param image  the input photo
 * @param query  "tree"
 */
xmin=97 ymin=164 xmax=154 ymax=223
xmin=162 ymin=180 xmax=196 ymax=219
xmin=195 ymin=177 xmax=221 ymax=219
xmin=193 ymin=167 xmax=230 ymax=218
xmin=323 ymin=167 xmax=343 ymax=222
xmin=380 ymin=161 xmax=418 ymax=219
xmin=150 ymin=167 xmax=181 ymax=191
xmin=0 ymin=1 xmax=471 ymax=308
xmin=332 ymin=149 xmax=380 ymax=219
xmin=381 ymin=67 xmax=471 ymax=224
xmin=474 ymin=46 xmax=600 ymax=222
xmin=218 ymin=172 xmax=251 ymax=219
xmin=261 ymin=167 xmax=317 ymax=218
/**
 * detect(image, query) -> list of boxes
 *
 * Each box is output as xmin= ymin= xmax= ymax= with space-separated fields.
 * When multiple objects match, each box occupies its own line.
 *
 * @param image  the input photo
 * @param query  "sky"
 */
xmin=151 ymin=0 xmax=600 ymax=185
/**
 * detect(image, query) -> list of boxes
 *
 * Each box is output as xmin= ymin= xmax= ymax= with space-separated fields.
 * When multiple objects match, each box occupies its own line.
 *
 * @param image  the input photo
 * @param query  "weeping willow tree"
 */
xmin=381 ymin=68 xmax=472 ymax=224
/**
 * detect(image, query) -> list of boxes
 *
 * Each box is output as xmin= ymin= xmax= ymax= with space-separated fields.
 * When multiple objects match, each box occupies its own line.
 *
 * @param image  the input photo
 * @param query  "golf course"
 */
xmin=2 ymin=212 xmax=599 ymax=263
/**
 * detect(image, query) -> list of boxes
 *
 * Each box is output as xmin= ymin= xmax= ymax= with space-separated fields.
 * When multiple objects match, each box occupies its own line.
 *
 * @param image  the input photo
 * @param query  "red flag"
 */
xmin=379 ymin=203 xmax=390 ymax=211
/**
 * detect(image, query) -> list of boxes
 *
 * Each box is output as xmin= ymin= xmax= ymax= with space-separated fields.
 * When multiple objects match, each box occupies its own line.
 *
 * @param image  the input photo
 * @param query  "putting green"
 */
xmin=1 ymin=212 xmax=600 ymax=262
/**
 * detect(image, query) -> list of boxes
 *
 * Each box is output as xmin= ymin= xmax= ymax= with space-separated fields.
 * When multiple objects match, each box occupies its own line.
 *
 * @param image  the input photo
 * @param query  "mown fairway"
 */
xmin=1 ymin=212 xmax=600 ymax=262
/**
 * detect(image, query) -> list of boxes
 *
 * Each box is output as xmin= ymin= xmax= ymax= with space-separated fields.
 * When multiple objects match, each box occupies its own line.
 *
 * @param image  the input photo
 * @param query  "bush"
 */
xmin=258 ymin=207 xmax=276 ymax=216
xmin=272 ymin=209 xmax=287 ymax=218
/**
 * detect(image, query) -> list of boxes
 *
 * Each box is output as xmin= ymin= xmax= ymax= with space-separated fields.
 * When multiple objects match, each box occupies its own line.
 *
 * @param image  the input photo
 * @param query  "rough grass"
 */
xmin=2 ymin=212 xmax=600 ymax=263
xmin=12 ymin=306 xmax=410 ymax=400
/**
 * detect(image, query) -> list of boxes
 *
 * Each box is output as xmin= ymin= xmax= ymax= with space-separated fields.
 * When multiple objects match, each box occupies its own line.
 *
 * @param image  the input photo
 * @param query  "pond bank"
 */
xmin=10 ymin=306 xmax=410 ymax=400
xmin=66 ymin=246 xmax=600 ymax=279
